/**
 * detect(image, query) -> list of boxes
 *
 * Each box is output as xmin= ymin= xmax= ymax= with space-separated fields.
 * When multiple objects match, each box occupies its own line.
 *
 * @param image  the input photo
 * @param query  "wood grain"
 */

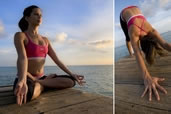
xmin=0 ymin=86 xmax=113 ymax=114
xmin=115 ymin=52 xmax=171 ymax=114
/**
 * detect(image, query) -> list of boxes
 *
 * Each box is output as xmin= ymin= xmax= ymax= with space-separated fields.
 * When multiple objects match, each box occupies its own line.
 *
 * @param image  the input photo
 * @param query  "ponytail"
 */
xmin=18 ymin=17 xmax=28 ymax=32
xmin=140 ymin=35 xmax=167 ymax=65
xmin=18 ymin=5 xmax=39 ymax=32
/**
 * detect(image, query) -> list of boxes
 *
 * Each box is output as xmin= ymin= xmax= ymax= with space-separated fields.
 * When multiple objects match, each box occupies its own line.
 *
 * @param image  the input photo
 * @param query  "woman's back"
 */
xmin=122 ymin=6 xmax=142 ymax=23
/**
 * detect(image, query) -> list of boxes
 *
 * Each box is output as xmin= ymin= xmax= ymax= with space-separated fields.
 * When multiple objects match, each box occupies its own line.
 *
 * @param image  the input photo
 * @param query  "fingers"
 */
xmin=78 ymin=79 xmax=86 ymax=86
xmin=142 ymin=77 xmax=167 ymax=101
xmin=15 ymin=85 xmax=25 ymax=106
xmin=76 ymin=79 xmax=86 ymax=86
xmin=19 ymin=94 xmax=23 ymax=106
xmin=149 ymin=86 xmax=152 ymax=101
xmin=79 ymin=80 xmax=86 ymax=86
xmin=75 ymin=78 xmax=82 ymax=86
xmin=141 ymin=86 xmax=148 ymax=98
xmin=152 ymin=84 xmax=160 ymax=101
xmin=156 ymin=83 xmax=167 ymax=94
xmin=24 ymin=93 xmax=27 ymax=104
xmin=81 ymin=80 xmax=86 ymax=83
xmin=78 ymin=75 xmax=84 ymax=80
xmin=17 ymin=95 xmax=20 ymax=105
xmin=16 ymin=85 xmax=21 ymax=97
xmin=14 ymin=84 xmax=21 ymax=95
xmin=158 ymin=78 xmax=165 ymax=81
xmin=72 ymin=74 xmax=85 ymax=86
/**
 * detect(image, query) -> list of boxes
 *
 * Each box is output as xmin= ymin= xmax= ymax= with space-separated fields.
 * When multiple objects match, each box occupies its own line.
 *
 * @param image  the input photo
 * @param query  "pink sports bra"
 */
xmin=127 ymin=14 xmax=147 ymax=34
xmin=25 ymin=33 xmax=48 ymax=59
xmin=121 ymin=6 xmax=147 ymax=34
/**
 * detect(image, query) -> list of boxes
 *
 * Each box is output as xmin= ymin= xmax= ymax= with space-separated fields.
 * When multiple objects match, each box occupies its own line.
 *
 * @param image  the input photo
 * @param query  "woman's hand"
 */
xmin=71 ymin=74 xmax=86 ymax=86
xmin=27 ymin=72 xmax=38 ymax=82
xmin=141 ymin=76 xmax=167 ymax=101
xmin=14 ymin=80 xmax=28 ymax=106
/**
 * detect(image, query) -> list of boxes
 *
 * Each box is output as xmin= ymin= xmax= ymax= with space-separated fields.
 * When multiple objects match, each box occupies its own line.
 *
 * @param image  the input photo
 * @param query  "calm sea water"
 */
xmin=0 ymin=65 xmax=113 ymax=98
xmin=115 ymin=31 xmax=171 ymax=62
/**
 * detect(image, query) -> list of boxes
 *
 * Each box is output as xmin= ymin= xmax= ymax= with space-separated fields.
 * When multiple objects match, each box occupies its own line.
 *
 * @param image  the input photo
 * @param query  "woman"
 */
xmin=120 ymin=6 xmax=171 ymax=101
xmin=13 ymin=5 xmax=85 ymax=106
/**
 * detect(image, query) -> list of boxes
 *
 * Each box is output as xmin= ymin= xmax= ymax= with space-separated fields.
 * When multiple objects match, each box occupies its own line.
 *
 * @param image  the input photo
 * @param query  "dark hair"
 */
xmin=140 ymin=34 xmax=167 ymax=65
xmin=18 ymin=5 xmax=39 ymax=32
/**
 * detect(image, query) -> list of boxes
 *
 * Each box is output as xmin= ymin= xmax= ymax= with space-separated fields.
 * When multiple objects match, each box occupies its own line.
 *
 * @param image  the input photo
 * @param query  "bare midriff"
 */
xmin=28 ymin=59 xmax=45 ymax=76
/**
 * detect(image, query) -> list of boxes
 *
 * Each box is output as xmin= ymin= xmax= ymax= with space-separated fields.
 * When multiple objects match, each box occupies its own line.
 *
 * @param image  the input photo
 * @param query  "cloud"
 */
xmin=50 ymin=32 xmax=67 ymax=43
xmin=55 ymin=32 xmax=67 ymax=42
xmin=43 ymin=1 xmax=113 ymax=51
xmin=88 ymin=40 xmax=113 ymax=49
xmin=40 ymin=1 xmax=113 ymax=65
xmin=0 ymin=48 xmax=16 ymax=54
xmin=0 ymin=20 xmax=5 ymax=38
xmin=115 ymin=0 xmax=171 ymax=48
xmin=67 ymin=39 xmax=85 ymax=46
xmin=140 ymin=0 xmax=171 ymax=17
xmin=152 ymin=15 xmax=171 ymax=33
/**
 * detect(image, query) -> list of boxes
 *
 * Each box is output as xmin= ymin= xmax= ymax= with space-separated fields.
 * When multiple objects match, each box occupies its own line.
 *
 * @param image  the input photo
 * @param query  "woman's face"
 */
xmin=26 ymin=8 xmax=42 ymax=26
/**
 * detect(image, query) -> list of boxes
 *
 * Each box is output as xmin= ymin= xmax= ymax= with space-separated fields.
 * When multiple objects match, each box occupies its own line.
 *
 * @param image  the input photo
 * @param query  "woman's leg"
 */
xmin=31 ymin=82 xmax=44 ymax=100
xmin=31 ymin=74 xmax=75 ymax=100
xmin=37 ymin=74 xmax=75 ymax=89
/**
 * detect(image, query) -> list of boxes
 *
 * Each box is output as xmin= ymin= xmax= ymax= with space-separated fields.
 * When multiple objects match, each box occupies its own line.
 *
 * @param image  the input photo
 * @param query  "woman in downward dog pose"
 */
xmin=13 ymin=5 xmax=85 ymax=105
xmin=120 ymin=6 xmax=171 ymax=101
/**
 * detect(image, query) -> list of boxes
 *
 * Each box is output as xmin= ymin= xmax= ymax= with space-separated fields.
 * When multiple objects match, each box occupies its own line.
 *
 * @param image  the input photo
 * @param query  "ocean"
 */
xmin=0 ymin=65 xmax=113 ymax=98
xmin=115 ymin=31 xmax=171 ymax=62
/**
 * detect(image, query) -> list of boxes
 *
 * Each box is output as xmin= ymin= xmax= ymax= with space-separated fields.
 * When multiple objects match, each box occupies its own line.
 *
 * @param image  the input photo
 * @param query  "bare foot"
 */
xmin=31 ymin=82 xmax=44 ymax=100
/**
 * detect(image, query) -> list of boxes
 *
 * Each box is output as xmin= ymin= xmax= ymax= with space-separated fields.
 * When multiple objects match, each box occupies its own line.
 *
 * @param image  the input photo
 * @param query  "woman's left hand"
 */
xmin=71 ymin=74 xmax=86 ymax=86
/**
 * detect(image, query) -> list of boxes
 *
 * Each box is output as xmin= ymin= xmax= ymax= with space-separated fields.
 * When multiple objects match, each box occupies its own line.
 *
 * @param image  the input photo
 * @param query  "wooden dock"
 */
xmin=0 ymin=86 xmax=113 ymax=114
xmin=115 ymin=52 xmax=171 ymax=114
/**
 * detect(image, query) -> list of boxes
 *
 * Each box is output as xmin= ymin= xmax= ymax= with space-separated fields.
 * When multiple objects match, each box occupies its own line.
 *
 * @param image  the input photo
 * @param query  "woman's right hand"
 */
xmin=71 ymin=74 xmax=86 ymax=86
xmin=141 ymin=76 xmax=167 ymax=101
xmin=14 ymin=80 xmax=28 ymax=106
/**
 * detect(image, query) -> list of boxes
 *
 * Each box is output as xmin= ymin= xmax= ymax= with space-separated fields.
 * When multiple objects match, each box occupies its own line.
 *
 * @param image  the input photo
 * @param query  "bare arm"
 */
xmin=46 ymin=39 xmax=73 ymax=76
xmin=150 ymin=29 xmax=171 ymax=51
xmin=130 ymin=33 xmax=167 ymax=101
xmin=14 ymin=32 xmax=28 ymax=105
xmin=14 ymin=32 xmax=28 ymax=83
xmin=27 ymin=72 xmax=37 ymax=81
xmin=45 ymin=38 xmax=85 ymax=85
xmin=130 ymin=35 xmax=150 ymax=78
xmin=126 ymin=41 xmax=134 ymax=56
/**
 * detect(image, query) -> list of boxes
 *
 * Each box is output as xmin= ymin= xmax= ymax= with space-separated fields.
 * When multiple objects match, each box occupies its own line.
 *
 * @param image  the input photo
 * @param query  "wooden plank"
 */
xmin=47 ymin=97 xmax=113 ymax=114
xmin=0 ymin=88 xmax=113 ymax=114
xmin=116 ymin=52 xmax=171 ymax=86
xmin=116 ymin=84 xmax=171 ymax=114
xmin=0 ymin=91 xmax=14 ymax=97
xmin=0 ymin=86 xmax=13 ymax=92
xmin=115 ymin=52 xmax=171 ymax=114
xmin=0 ymin=96 xmax=16 ymax=106
xmin=116 ymin=99 xmax=170 ymax=114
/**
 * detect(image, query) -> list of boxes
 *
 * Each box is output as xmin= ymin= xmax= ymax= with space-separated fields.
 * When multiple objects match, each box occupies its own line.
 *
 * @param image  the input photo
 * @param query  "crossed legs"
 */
xmin=31 ymin=74 xmax=75 ymax=100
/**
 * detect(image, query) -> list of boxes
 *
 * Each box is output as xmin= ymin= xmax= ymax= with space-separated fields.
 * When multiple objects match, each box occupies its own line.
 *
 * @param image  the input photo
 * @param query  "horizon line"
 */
xmin=0 ymin=64 xmax=113 ymax=67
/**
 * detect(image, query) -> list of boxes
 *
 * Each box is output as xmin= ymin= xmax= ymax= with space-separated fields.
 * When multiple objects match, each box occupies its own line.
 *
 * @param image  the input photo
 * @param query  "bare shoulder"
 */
xmin=42 ymin=36 xmax=51 ymax=44
xmin=14 ymin=32 xmax=26 ymax=41
xmin=129 ymin=27 xmax=139 ymax=41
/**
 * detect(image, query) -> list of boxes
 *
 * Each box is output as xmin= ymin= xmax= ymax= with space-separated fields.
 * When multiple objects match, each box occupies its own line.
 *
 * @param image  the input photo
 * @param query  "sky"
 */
xmin=115 ymin=0 xmax=171 ymax=47
xmin=0 ymin=0 xmax=113 ymax=66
